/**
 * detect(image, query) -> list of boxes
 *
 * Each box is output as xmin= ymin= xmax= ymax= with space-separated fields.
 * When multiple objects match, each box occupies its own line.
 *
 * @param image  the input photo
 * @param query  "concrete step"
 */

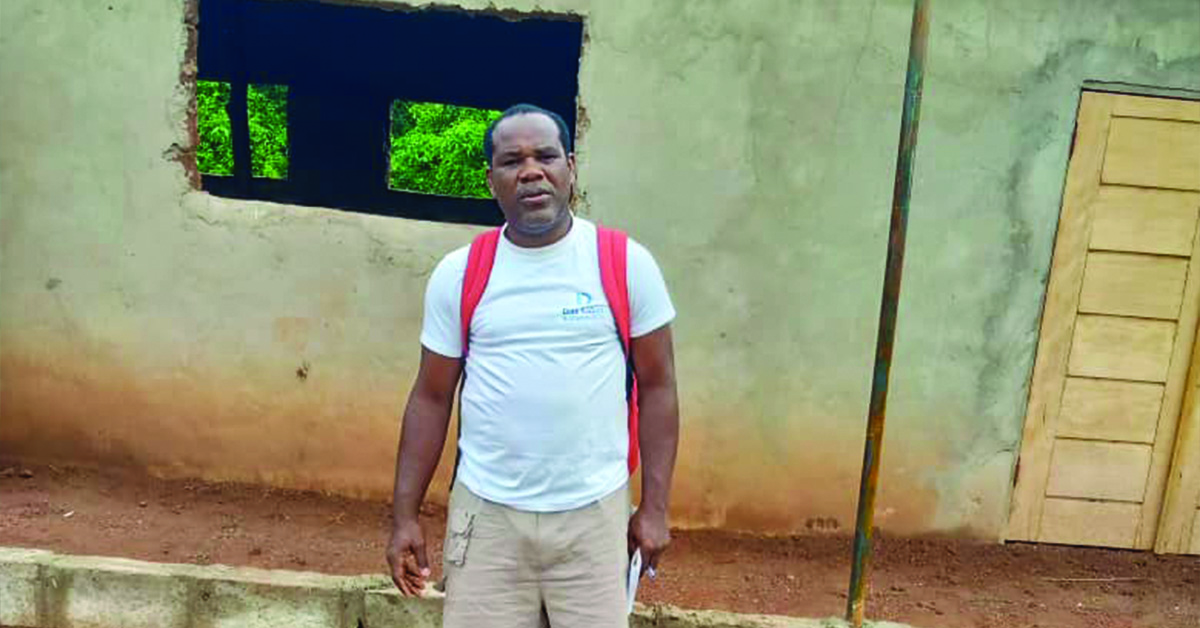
xmin=0 ymin=546 xmax=915 ymax=628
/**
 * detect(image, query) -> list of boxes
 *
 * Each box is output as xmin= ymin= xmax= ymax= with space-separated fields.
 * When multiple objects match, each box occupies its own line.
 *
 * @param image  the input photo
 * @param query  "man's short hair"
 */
xmin=484 ymin=104 xmax=573 ymax=164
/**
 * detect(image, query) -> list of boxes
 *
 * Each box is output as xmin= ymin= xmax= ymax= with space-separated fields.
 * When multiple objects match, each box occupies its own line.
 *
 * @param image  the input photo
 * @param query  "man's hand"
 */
xmin=628 ymin=506 xmax=671 ymax=576
xmin=387 ymin=518 xmax=431 ymax=597
xmin=387 ymin=348 xmax=461 ymax=597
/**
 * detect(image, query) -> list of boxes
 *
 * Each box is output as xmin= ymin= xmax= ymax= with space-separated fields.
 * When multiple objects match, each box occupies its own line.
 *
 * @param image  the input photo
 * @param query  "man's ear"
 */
xmin=486 ymin=167 xmax=496 ymax=198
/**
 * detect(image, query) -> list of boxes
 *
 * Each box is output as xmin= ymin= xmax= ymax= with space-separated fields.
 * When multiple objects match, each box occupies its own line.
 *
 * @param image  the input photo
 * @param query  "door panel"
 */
xmin=1057 ymin=378 xmax=1162 ymax=443
xmin=1066 ymin=316 xmax=1175 ymax=382
xmin=1089 ymin=188 xmax=1199 ymax=256
xmin=1039 ymin=499 xmax=1140 ymax=548
xmin=1045 ymin=440 xmax=1152 ymax=502
xmin=1102 ymin=118 xmax=1200 ymax=191
xmin=1077 ymin=253 xmax=1187 ymax=319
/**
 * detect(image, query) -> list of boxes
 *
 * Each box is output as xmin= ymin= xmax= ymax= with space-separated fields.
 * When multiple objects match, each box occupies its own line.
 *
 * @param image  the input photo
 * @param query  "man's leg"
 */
xmin=539 ymin=485 xmax=630 ymax=628
xmin=442 ymin=481 xmax=543 ymax=628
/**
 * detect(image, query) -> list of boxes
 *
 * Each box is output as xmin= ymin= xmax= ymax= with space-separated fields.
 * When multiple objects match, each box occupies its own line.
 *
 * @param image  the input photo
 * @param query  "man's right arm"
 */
xmin=386 ymin=347 xmax=462 ymax=597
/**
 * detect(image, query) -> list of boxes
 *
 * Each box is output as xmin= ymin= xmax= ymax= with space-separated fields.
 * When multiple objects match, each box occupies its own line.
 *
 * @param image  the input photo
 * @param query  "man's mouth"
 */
xmin=518 ymin=189 xmax=553 ymax=203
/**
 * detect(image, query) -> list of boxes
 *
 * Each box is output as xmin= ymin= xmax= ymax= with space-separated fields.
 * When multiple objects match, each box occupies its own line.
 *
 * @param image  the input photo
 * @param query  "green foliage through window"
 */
xmin=195 ymin=81 xmax=288 ymax=179
xmin=196 ymin=81 xmax=233 ymax=176
xmin=389 ymin=101 xmax=501 ymax=198
xmin=197 ymin=88 xmax=498 ymax=197
xmin=248 ymin=84 xmax=289 ymax=179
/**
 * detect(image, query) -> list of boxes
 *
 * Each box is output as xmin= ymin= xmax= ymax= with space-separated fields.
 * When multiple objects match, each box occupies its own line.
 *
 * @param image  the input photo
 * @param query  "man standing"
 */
xmin=386 ymin=103 xmax=680 ymax=628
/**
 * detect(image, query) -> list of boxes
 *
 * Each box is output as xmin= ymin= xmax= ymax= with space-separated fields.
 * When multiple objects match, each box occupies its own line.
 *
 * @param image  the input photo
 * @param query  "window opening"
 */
xmin=194 ymin=0 xmax=583 ymax=225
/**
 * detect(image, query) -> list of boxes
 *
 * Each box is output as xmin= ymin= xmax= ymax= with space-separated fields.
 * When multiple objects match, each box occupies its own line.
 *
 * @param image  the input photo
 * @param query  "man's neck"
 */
xmin=505 ymin=213 xmax=574 ymax=248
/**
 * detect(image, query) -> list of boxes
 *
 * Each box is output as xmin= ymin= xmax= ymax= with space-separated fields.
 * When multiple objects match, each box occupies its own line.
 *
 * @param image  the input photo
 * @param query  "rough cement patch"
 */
xmin=0 ymin=548 xmax=52 ymax=626
xmin=363 ymin=586 xmax=445 ymax=627
xmin=0 ymin=547 xmax=363 ymax=628
xmin=41 ymin=554 xmax=195 ymax=628
xmin=194 ymin=580 xmax=334 ymax=628
xmin=0 ymin=547 xmax=919 ymax=628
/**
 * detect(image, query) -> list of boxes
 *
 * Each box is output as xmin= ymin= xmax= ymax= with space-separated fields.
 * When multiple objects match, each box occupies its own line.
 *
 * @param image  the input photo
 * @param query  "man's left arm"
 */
xmin=628 ymin=323 xmax=679 ymax=573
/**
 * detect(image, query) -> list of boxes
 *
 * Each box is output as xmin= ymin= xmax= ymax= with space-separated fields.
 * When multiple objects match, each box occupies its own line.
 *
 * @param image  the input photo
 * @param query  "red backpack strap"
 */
xmin=460 ymin=228 xmax=503 ymax=356
xmin=597 ymin=226 xmax=640 ymax=474
xmin=597 ymin=227 xmax=632 ymax=348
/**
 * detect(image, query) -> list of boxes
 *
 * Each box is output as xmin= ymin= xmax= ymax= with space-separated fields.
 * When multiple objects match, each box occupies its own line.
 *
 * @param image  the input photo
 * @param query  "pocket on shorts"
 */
xmin=443 ymin=507 xmax=475 ymax=568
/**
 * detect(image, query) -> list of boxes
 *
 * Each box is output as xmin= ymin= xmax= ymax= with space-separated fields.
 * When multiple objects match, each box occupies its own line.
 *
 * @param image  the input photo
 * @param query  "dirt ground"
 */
xmin=1 ymin=461 xmax=1196 ymax=628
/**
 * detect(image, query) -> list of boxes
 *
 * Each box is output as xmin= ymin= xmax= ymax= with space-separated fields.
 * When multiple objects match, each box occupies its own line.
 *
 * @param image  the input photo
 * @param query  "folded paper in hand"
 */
xmin=626 ymin=549 xmax=642 ymax=615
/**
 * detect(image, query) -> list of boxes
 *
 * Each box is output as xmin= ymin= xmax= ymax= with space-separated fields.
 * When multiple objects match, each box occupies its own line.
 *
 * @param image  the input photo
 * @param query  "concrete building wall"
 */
xmin=2 ymin=0 xmax=1198 ymax=539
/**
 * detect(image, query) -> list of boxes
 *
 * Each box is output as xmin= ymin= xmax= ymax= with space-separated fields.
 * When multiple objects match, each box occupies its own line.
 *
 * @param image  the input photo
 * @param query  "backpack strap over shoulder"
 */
xmin=597 ymin=226 xmax=631 ymax=349
xmin=597 ymin=225 xmax=641 ymax=475
xmin=460 ymin=228 xmax=503 ymax=357
xmin=453 ymin=227 xmax=501 ymax=485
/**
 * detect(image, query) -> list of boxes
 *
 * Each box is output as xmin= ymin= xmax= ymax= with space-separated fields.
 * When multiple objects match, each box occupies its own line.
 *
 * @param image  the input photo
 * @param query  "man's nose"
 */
xmin=517 ymin=160 xmax=545 ymax=182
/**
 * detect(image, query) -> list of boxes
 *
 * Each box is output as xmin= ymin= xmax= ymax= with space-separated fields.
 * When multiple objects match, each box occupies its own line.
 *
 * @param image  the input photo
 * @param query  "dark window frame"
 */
xmin=197 ymin=0 xmax=584 ymax=225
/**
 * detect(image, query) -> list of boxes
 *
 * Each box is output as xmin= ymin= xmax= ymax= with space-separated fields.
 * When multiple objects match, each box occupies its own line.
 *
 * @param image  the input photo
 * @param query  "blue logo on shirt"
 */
xmin=562 ymin=292 xmax=607 ymax=321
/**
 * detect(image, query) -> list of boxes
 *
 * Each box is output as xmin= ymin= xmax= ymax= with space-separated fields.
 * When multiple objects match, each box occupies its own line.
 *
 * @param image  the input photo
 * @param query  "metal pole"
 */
xmin=846 ymin=1 xmax=930 ymax=626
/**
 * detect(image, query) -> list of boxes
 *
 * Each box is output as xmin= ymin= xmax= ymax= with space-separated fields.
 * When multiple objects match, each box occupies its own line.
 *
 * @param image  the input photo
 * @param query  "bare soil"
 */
xmin=1 ymin=461 xmax=1196 ymax=628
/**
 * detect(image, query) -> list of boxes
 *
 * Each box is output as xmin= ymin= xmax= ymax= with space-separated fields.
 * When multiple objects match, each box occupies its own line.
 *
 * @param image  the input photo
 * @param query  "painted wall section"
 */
xmin=2 ymin=0 xmax=1198 ymax=539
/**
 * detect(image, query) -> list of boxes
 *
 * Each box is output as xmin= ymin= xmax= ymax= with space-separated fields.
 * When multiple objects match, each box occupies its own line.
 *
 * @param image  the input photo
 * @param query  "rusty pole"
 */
xmin=846 ymin=0 xmax=930 ymax=626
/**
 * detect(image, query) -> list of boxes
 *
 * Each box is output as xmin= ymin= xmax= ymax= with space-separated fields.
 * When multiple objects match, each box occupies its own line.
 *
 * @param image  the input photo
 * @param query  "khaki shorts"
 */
xmin=441 ymin=481 xmax=630 ymax=628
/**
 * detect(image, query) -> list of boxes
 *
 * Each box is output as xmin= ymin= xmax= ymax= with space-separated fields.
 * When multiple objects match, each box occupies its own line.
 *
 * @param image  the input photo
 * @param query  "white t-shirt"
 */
xmin=420 ymin=217 xmax=676 ymax=512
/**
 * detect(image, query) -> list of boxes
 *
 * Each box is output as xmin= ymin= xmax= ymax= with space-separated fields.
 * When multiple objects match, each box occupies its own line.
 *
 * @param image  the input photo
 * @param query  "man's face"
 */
xmin=487 ymin=113 xmax=576 ymax=238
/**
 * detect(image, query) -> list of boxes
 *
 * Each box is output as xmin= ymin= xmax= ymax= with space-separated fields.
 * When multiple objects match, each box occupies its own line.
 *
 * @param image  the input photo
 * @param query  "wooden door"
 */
xmin=1008 ymin=91 xmax=1200 ymax=552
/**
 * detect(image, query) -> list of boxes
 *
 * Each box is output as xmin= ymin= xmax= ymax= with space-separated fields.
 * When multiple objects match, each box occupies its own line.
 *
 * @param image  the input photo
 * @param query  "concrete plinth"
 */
xmin=0 ymin=547 xmax=916 ymax=628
